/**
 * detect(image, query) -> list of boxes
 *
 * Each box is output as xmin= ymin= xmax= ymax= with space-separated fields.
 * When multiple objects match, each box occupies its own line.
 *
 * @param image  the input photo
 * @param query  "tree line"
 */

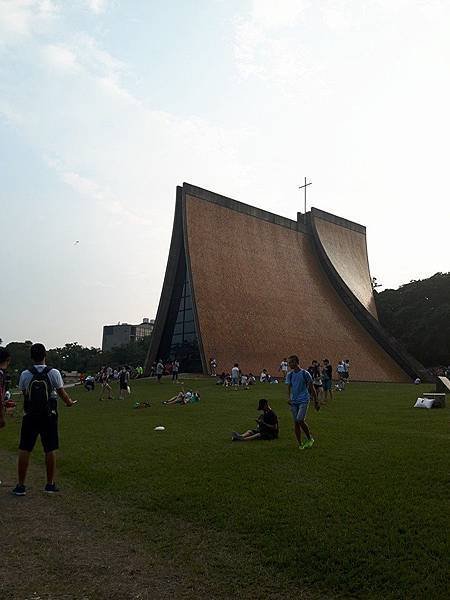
xmin=4 ymin=338 xmax=151 ymax=383
xmin=376 ymin=272 xmax=450 ymax=367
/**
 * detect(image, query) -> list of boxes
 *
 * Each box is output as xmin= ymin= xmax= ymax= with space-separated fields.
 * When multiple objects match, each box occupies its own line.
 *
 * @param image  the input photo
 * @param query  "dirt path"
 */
xmin=0 ymin=450 xmax=213 ymax=600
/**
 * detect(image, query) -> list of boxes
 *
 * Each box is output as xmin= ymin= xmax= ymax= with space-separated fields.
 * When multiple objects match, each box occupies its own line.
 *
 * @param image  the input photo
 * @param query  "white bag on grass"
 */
xmin=413 ymin=397 xmax=434 ymax=409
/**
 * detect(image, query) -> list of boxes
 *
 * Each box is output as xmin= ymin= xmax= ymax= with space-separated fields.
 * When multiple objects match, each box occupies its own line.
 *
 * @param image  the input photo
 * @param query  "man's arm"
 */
xmin=261 ymin=418 xmax=277 ymax=430
xmin=287 ymin=383 xmax=292 ymax=404
xmin=56 ymin=387 xmax=76 ymax=407
xmin=308 ymin=382 xmax=319 ymax=406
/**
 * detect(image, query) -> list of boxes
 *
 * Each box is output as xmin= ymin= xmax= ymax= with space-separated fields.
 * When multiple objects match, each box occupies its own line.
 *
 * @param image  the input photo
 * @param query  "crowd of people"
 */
xmin=211 ymin=357 xmax=350 ymax=399
xmin=0 ymin=339 xmax=398 ymax=496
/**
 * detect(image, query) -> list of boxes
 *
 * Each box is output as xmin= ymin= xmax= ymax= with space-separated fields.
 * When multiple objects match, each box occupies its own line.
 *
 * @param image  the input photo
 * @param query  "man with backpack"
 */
xmin=13 ymin=343 xmax=76 ymax=496
xmin=286 ymin=354 xmax=319 ymax=449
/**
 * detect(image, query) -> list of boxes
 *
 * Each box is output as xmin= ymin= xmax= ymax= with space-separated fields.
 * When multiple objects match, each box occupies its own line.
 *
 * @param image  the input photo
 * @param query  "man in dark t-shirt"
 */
xmin=232 ymin=399 xmax=279 ymax=441
xmin=322 ymin=358 xmax=333 ymax=402
xmin=118 ymin=366 xmax=130 ymax=400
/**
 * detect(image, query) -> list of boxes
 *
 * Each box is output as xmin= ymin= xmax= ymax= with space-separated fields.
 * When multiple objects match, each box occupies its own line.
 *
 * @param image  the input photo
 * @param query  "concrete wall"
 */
xmin=184 ymin=192 xmax=408 ymax=382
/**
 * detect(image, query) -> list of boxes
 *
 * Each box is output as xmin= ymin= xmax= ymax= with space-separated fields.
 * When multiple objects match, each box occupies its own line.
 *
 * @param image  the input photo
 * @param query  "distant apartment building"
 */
xmin=102 ymin=318 xmax=154 ymax=352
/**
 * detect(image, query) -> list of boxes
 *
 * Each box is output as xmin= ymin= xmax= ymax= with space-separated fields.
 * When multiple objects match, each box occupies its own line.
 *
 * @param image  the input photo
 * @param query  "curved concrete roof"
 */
xmin=312 ymin=211 xmax=378 ymax=319
xmin=184 ymin=193 xmax=407 ymax=382
xmin=145 ymin=183 xmax=429 ymax=382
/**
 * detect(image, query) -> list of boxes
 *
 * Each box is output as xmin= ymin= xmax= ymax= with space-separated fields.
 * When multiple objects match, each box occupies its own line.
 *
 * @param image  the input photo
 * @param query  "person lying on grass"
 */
xmin=163 ymin=390 xmax=200 ymax=405
xmin=232 ymin=398 xmax=278 ymax=441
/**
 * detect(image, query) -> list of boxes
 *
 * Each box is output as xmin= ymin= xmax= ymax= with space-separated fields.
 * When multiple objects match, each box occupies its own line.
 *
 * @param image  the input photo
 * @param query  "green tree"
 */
xmin=376 ymin=272 xmax=450 ymax=367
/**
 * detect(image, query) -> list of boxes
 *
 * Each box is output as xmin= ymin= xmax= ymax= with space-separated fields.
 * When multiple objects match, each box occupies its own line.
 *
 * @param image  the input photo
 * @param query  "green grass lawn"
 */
xmin=2 ymin=379 xmax=449 ymax=599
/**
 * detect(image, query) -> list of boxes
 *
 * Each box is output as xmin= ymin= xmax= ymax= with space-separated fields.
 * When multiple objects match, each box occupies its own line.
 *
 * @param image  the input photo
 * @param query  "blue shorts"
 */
xmin=290 ymin=402 xmax=309 ymax=422
xmin=323 ymin=379 xmax=332 ymax=391
xmin=231 ymin=376 xmax=239 ymax=385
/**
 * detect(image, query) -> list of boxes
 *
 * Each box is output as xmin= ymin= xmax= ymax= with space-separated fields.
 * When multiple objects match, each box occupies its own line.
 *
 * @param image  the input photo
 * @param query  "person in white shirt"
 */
xmin=279 ymin=359 xmax=289 ymax=380
xmin=172 ymin=360 xmax=180 ymax=382
xmin=240 ymin=374 xmax=249 ymax=389
xmin=231 ymin=363 xmax=240 ymax=389
xmin=209 ymin=357 xmax=217 ymax=377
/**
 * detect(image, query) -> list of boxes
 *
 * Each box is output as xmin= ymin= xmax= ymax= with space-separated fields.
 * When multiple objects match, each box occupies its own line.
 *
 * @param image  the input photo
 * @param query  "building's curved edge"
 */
xmin=309 ymin=207 xmax=367 ymax=235
xmin=183 ymin=182 xmax=309 ymax=234
xmin=310 ymin=208 xmax=431 ymax=382
xmin=144 ymin=188 xmax=184 ymax=375
xmin=311 ymin=209 xmax=378 ymax=319
xmin=181 ymin=187 xmax=208 ymax=374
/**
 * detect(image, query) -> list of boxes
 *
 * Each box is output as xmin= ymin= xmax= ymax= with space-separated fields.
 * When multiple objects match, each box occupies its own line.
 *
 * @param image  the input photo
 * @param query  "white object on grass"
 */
xmin=154 ymin=426 xmax=165 ymax=431
xmin=413 ymin=397 xmax=434 ymax=409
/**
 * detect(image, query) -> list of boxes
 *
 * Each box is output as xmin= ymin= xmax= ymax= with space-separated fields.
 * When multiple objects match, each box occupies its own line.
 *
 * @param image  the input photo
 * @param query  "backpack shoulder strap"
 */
xmin=28 ymin=366 xmax=38 ymax=377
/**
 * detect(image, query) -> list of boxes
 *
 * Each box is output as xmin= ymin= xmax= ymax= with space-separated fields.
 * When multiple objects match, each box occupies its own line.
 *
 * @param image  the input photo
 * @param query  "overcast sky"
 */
xmin=1 ymin=0 xmax=449 ymax=348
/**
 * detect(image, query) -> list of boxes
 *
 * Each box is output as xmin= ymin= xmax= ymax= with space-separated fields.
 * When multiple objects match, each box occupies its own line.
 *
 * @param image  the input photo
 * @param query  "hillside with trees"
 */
xmin=376 ymin=272 xmax=450 ymax=367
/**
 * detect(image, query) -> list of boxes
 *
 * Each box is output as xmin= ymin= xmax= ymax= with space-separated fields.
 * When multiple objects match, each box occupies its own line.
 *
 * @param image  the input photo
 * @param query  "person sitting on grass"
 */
xmin=240 ymin=374 xmax=249 ymax=389
xmin=216 ymin=372 xmax=226 ymax=385
xmin=232 ymin=398 xmax=278 ymax=441
xmin=84 ymin=375 xmax=95 ymax=392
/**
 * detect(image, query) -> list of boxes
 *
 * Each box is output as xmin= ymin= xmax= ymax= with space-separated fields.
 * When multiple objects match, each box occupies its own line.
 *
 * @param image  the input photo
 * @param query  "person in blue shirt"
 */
xmin=286 ymin=354 xmax=319 ymax=449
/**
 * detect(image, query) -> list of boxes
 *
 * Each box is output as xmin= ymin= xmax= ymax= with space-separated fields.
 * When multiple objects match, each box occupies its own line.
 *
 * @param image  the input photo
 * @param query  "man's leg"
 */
xmin=241 ymin=430 xmax=255 ymax=438
xmin=241 ymin=433 xmax=261 ymax=441
xmin=299 ymin=419 xmax=311 ymax=440
xmin=45 ymin=451 xmax=56 ymax=484
xmin=17 ymin=450 xmax=30 ymax=485
xmin=233 ymin=430 xmax=261 ymax=441
xmin=294 ymin=421 xmax=302 ymax=445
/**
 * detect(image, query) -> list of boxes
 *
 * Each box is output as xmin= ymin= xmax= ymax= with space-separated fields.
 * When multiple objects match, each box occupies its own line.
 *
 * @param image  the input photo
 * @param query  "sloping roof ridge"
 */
xmin=182 ymin=182 xmax=307 ymax=233
xmin=311 ymin=207 xmax=366 ymax=235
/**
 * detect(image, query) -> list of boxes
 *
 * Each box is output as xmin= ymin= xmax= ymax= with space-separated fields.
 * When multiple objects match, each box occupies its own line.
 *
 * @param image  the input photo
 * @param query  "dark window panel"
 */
xmin=183 ymin=332 xmax=197 ymax=342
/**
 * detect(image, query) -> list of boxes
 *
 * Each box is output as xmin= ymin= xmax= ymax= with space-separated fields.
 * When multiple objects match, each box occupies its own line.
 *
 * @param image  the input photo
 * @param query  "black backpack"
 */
xmin=24 ymin=366 xmax=57 ymax=417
